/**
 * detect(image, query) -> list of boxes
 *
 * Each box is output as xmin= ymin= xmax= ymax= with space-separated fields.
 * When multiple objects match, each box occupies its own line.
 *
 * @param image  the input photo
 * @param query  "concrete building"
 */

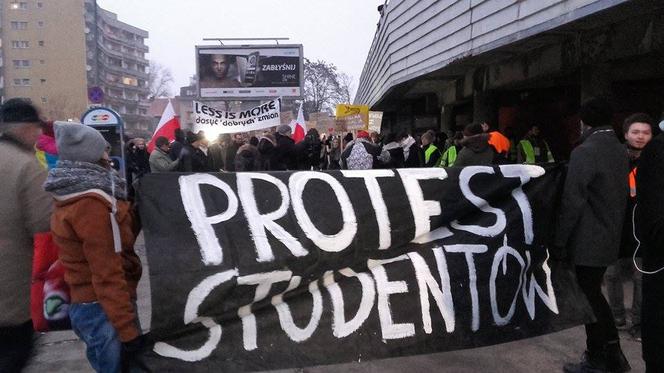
xmin=0 ymin=0 xmax=151 ymax=134
xmin=0 ymin=0 xmax=89 ymax=120
xmin=355 ymin=0 xmax=664 ymax=158
xmin=85 ymin=0 xmax=151 ymax=137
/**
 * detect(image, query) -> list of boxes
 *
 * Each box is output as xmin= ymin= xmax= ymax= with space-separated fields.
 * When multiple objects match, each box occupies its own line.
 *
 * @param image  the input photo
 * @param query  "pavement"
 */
xmin=24 ymin=237 xmax=646 ymax=373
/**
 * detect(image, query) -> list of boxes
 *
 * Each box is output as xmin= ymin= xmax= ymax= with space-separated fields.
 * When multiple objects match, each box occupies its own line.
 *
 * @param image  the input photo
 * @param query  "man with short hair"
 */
xmin=149 ymin=136 xmax=181 ymax=172
xmin=557 ymin=98 xmax=631 ymax=373
xmin=517 ymin=125 xmax=555 ymax=164
xmin=0 ymin=98 xmax=53 ymax=371
xmin=604 ymin=113 xmax=654 ymax=340
xmin=200 ymin=54 xmax=241 ymax=88
xmin=421 ymin=131 xmax=442 ymax=167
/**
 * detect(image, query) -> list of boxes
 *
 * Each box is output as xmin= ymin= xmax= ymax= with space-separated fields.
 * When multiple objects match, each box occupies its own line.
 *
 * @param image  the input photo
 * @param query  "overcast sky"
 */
xmin=96 ymin=0 xmax=385 ymax=97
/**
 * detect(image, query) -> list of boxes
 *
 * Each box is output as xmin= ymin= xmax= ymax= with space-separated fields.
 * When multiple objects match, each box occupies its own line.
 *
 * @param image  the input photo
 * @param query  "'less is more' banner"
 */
xmin=137 ymin=165 xmax=591 ymax=372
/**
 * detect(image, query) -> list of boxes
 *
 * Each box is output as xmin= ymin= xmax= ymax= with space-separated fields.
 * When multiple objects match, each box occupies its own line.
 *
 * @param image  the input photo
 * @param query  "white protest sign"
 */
xmin=193 ymin=99 xmax=281 ymax=135
xmin=369 ymin=111 xmax=383 ymax=133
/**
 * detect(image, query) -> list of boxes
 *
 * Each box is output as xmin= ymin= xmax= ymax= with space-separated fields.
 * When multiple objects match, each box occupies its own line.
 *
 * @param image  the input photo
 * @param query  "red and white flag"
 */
xmin=290 ymin=103 xmax=306 ymax=143
xmin=147 ymin=100 xmax=180 ymax=153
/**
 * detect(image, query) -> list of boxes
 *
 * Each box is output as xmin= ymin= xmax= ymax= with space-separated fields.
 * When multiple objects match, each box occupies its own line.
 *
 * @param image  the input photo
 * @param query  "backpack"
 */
xmin=346 ymin=141 xmax=374 ymax=170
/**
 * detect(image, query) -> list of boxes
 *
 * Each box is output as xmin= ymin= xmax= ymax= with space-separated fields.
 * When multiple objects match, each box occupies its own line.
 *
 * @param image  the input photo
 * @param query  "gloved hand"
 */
xmin=121 ymin=334 xmax=151 ymax=373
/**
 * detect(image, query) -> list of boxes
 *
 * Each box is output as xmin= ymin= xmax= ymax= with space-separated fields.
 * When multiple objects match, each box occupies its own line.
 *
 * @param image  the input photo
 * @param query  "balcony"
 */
xmin=102 ymin=62 xmax=148 ymax=80
xmin=98 ymin=43 xmax=148 ymax=64
xmin=101 ymin=28 xmax=149 ymax=53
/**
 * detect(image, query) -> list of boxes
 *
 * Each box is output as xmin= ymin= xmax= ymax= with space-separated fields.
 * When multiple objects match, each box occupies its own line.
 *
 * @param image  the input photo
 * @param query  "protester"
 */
xmin=149 ymin=136 xmax=182 ymax=172
xmin=421 ymin=131 xmax=443 ymax=167
xmin=169 ymin=128 xmax=185 ymax=161
xmin=454 ymin=123 xmax=494 ymax=167
xmin=369 ymin=131 xmax=381 ymax=145
xmin=0 ymin=98 xmax=53 ymax=372
xmin=381 ymin=133 xmax=405 ymax=168
xmin=342 ymin=132 xmax=354 ymax=150
xmin=258 ymin=133 xmax=277 ymax=171
xmin=35 ymin=120 xmax=59 ymax=170
xmin=341 ymin=130 xmax=381 ymax=170
xmin=319 ymin=134 xmax=330 ymax=170
xmin=635 ymin=125 xmax=664 ymax=373
xmin=397 ymin=131 xmax=423 ymax=168
xmin=297 ymin=128 xmax=322 ymax=170
xmin=223 ymin=133 xmax=243 ymax=172
xmin=327 ymin=135 xmax=342 ymax=170
xmin=481 ymin=122 xmax=511 ymax=163
xmin=44 ymin=122 xmax=145 ymax=372
xmin=604 ymin=113 xmax=653 ymax=341
xmin=517 ymin=125 xmax=555 ymax=164
xmin=207 ymin=133 xmax=226 ymax=172
xmin=273 ymin=124 xmax=297 ymax=170
xmin=235 ymin=136 xmax=261 ymax=171
xmin=179 ymin=131 xmax=209 ymax=172
xmin=556 ymin=98 xmax=630 ymax=373
xmin=126 ymin=138 xmax=150 ymax=188
xmin=440 ymin=131 xmax=462 ymax=167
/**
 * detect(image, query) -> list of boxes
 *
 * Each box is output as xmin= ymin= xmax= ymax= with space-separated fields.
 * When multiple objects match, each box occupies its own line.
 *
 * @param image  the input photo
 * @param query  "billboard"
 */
xmin=197 ymin=44 xmax=303 ymax=99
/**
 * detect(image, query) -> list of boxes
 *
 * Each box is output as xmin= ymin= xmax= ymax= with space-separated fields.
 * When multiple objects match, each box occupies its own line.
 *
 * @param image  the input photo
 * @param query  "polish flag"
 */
xmin=147 ymin=100 xmax=180 ymax=153
xmin=291 ymin=103 xmax=306 ymax=143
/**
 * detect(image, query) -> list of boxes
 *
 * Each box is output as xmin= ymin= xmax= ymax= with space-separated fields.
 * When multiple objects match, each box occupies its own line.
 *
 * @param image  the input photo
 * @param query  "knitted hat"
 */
xmin=54 ymin=122 xmax=107 ymax=163
xmin=0 ymin=98 xmax=41 ymax=125
xmin=277 ymin=124 xmax=292 ymax=136
xmin=357 ymin=130 xmax=370 ymax=139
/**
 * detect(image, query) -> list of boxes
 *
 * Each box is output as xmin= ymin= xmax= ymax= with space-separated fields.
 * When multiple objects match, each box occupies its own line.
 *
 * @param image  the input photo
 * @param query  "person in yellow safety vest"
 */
xmin=421 ymin=131 xmax=442 ymax=167
xmin=604 ymin=113 xmax=654 ymax=343
xmin=440 ymin=131 xmax=463 ymax=167
xmin=517 ymin=125 xmax=555 ymax=164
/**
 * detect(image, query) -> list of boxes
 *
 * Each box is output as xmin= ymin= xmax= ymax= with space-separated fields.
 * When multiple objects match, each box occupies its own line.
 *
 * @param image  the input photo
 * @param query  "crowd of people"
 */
xmin=0 ymin=96 xmax=663 ymax=373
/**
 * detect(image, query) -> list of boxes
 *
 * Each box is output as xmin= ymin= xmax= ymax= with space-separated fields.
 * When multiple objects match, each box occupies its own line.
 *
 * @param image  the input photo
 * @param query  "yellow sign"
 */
xmin=336 ymin=104 xmax=369 ymax=130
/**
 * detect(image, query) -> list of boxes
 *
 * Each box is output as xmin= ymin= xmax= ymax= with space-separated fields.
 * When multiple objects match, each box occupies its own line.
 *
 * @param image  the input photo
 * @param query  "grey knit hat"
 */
xmin=277 ymin=124 xmax=292 ymax=136
xmin=54 ymin=121 xmax=108 ymax=163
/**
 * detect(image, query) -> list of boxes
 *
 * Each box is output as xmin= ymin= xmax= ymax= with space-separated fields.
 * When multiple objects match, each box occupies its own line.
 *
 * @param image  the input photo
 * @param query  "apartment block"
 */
xmin=0 ymin=0 xmax=151 ymax=135
xmin=0 ymin=0 xmax=88 ymax=120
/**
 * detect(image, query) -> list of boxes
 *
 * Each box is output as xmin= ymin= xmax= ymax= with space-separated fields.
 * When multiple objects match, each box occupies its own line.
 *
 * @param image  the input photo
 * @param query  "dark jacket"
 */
xmin=454 ymin=134 xmax=494 ymax=167
xmin=258 ymin=137 xmax=277 ymax=171
xmin=207 ymin=143 xmax=225 ymax=172
xmin=234 ymin=144 xmax=260 ymax=172
xmin=223 ymin=142 xmax=241 ymax=172
xmin=273 ymin=133 xmax=297 ymax=171
xmin=382 ymin=142 xmax=404 ymax=168
xmin=555 ymin=127 xmax=628 ymax=267
xmin=403 ymin=143 xmax=424 ymax=168
xmin=169 ymin=140 xmax=184 ymax=161
xmin=296 ymin=134 xmax=322 ymax=170
xmin=636 ymin=133 xmax=664 ymax=366
xmin=179 ymin=145 xmax=209 ymax=172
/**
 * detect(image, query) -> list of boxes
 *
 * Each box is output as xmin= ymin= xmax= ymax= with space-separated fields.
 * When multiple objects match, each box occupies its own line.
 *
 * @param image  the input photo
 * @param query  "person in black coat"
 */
xmin=297 ymin=128 xmax=322 ymax=170
xmin=556 ymin=98 xmax=630 ymax=373
xmin=380 ymin=133 xmax=404 ymax=168
xmin=397 ymin=131 xmax=423 ymax=168
xmin=169 ymin=129 xmax=185 ymax=161
xmin=636 ymin=131 xmax=664 ymax=373
xmin=180 ymin=131 xmax=209 ymax=172
xmin=273 ymin=124 xmax=297 ymax=171
xmin=257 ymin=133 xmax=277 ymax=171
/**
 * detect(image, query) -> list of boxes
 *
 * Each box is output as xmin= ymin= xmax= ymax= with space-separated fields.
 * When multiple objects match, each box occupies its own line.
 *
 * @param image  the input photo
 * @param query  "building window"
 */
xmin=37 ymin=21 xmax=44 ymax=28
xmin=38 ymin=41 xmax=44 ymax=47
xmin=40 ymin=59 xmax=45 ymax=64
xmin=11 ymin=40 xmax=29 ymax=48
xmin=41 ymin=97 xmax=47 ymax=104
xmin=122 ymin=77 xmax=138 ymax=86
xmin=13 ymin=78 xmax=30 ymax=86
xmin=10 ymin=2 xmax=28 ymax=10
xmin=37 ymin=2 xmax=43 ymax=8
xmin=40 ymin=79 xmax=46 ymax=84
xmin=10 ymin=21 xmax=28 ymax=30
xmin=12 ymin=59 xmax=31 ymax=68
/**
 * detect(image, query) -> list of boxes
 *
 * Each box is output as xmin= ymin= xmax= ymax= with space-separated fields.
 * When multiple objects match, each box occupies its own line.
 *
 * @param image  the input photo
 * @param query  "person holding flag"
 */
xmin=290 ymin=103 xmax=306 ymax=144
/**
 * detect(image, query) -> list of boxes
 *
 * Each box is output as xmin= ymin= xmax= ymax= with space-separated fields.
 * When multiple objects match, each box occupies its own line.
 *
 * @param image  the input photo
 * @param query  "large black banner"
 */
xmin=137 ymin=165 xmax=591 ymax=371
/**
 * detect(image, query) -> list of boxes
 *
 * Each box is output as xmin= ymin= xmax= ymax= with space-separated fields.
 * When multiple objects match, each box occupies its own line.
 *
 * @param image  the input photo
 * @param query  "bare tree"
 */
xmin=148 ymin=61 xmax=174 ymax=99
xmin=336 ymin=72 xmax=355 ymax=104
xmin=303 ymin=58 xmax=342 ymax=115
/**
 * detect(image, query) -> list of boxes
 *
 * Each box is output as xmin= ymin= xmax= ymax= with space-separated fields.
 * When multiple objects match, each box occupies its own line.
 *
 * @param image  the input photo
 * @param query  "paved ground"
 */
xmin=24 ymin=238 xmax=645 ymax=373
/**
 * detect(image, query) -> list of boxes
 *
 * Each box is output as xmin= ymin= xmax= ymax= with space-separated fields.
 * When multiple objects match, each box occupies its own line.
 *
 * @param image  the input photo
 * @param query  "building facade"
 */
xmin=356 ymin=0 xmax=664 ymax=159
xmin=0 ymin=0 xmax=151 ymax=134
xmin=0 ymin=0 xmax=88 ymax=119
xmin=84 ymin=0 xmax=151 ymax=137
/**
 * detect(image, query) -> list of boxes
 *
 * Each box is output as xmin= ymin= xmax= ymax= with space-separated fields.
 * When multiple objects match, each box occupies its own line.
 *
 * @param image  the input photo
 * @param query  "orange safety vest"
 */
xmin=629 ymin=167 xmax=637 ymax=198
xmin=488 ymin=131 xmax=511 ymax=155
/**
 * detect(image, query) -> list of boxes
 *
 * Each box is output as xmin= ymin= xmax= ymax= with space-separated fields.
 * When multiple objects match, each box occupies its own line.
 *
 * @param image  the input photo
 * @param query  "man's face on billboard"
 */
xmin=211 ymin=55 xmax=229 ymax=79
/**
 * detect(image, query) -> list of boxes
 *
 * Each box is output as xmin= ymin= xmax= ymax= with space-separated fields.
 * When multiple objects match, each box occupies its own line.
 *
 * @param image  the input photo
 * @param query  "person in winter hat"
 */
xmin=44 ymin=122 xmax=146 ymax=372
xmin=0 ymin=98 xmax=52 ymax=372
